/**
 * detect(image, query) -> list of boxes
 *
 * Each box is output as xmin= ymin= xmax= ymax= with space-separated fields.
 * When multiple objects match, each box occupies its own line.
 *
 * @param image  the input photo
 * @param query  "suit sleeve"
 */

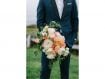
xmin=70 ymin=0 xmax=79 ymax=48
xmin=37 ymin=0 xmax=45 ymax=31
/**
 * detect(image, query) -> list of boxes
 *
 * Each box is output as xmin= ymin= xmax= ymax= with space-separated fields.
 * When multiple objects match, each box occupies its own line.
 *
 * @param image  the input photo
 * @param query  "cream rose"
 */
xmin=42 ymin=39 xmax=53 ymax=49
xmin=58 ymin=47 xmax=65 ymax=56
xmin=47 ymin=54 xmax=55 ymax=59
xmin=48 ymin=28 xmax=55 ymax=34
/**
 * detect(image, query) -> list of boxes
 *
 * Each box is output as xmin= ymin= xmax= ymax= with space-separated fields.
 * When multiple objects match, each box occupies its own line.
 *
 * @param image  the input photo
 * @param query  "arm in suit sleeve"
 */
xmin=69 ymin=0 xmax=79 ymax=48
xmin=37 ymin=0 xmax=45 ymax=31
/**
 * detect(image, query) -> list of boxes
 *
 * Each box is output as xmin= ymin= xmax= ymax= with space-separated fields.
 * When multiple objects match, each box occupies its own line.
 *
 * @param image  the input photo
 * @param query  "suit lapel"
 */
xmin=61 ymin=0 xmax=67 ymax=19
xmin=51 ymin=0 xmax=67 ymax=20
xmin=51 ymin=0 xmax=60 ymax=19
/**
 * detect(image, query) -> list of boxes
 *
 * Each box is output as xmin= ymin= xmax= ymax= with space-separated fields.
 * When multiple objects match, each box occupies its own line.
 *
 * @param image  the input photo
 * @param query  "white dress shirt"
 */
xmin=55 ymin=0 xmax=64 ymax=19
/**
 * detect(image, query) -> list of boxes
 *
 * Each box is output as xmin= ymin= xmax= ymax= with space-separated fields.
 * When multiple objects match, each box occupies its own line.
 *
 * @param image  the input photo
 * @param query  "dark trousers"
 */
xmin=40 ymin=52 xmax=71 ymax=79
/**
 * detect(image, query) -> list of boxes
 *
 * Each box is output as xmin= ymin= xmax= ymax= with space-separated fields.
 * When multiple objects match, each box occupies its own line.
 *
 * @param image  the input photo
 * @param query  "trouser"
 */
xmin=40 ymin=51 xmax=71 ymax=79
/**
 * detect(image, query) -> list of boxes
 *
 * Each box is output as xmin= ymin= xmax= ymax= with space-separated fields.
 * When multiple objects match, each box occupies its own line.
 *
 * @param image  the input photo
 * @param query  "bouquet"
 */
xmin=34 ymin=21 xmax=70 ymax=61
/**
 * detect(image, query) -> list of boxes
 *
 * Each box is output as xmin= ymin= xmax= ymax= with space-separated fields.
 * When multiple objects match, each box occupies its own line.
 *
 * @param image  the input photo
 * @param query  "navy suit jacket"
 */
xmin=37 ymin=0 xmax=78 ymax=48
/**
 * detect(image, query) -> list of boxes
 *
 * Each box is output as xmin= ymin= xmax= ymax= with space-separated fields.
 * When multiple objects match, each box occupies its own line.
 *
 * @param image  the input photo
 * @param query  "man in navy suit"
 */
xmin=37 ymin=0 xmax=78 ymax=79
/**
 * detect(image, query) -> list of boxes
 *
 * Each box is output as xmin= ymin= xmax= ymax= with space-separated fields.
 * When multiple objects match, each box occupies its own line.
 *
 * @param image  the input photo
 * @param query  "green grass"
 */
xmin=27 ymin=48 xmax=78 ymax=79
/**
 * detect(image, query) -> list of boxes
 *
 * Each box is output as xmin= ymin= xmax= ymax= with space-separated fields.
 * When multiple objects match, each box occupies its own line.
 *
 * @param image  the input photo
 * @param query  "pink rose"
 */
xmin=34 ymin=38 xmax=40 ymax=43
xmin=55 ymin=32 xmax=61 ymax=36
xmin=49 ymin=33 xmax=56 ymax=39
